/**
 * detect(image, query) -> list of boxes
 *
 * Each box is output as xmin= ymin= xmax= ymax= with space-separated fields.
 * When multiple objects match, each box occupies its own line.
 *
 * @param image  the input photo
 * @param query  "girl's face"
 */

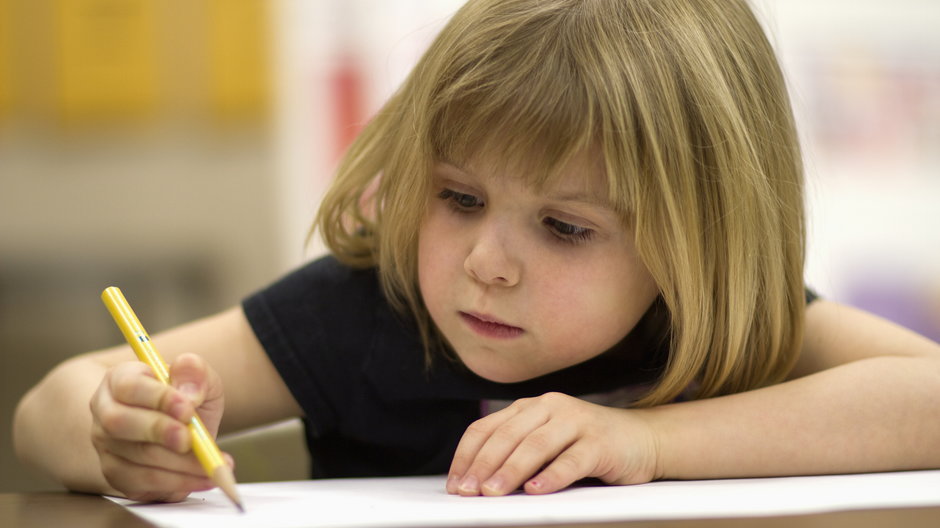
xmin=417 ymin=152 xmax=659 ymax=383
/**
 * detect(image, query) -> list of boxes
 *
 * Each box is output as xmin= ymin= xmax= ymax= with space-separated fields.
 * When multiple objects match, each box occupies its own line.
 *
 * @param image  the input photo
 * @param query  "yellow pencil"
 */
xmin=101 ymin=286 xmax=244 ymax=512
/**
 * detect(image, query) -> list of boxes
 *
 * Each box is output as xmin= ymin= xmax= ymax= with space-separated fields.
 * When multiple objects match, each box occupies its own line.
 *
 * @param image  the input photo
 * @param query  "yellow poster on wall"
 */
xmin=0 ymin=0 xmax=11 ymax=119
xmin=54 ymin=0 xmax=157 ymax=123
xmin=205 ymin=0 xmax=270 ymax=121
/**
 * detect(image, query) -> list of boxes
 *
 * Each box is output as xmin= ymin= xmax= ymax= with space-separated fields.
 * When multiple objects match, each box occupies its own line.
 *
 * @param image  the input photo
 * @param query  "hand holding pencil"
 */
xmin=92 ymin=287 xmax=243 ymax=510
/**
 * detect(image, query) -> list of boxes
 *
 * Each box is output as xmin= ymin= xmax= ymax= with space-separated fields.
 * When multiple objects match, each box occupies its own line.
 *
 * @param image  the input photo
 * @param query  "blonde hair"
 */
xmin=315 ymin=0 xmax=806 ymax=407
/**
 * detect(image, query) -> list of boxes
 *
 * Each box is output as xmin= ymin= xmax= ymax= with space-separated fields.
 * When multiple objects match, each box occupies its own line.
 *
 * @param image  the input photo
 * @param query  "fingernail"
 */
xmin=527 ymin=478 xmax=543 ymax=492
xmin=178 ymin=383 xmax=199 ymax=400
xmin=446 ymin=474 xmax=459 ymax=494
xmin=482 ymin=475 xmax=505 ymax=495
xmin=458 ymin=475 xmax=479 ymax=495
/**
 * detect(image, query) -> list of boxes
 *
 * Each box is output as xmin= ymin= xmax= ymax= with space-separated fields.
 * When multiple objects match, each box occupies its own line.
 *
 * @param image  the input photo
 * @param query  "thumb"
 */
xmin=169 ymin=353 xmax=209 ymax=407
xmin=169 ymin=353 xmax=225 ymax=437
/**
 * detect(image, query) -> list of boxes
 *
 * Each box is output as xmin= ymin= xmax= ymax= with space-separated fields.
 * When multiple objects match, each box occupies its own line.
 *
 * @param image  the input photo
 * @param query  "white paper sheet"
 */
xmin=109 ymin=470 xmax=940 ymax=527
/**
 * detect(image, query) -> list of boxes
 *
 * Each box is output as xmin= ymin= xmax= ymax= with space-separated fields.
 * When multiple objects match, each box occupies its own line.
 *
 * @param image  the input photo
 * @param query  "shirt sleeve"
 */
xmin=241 ymin=256 xmax=381 ymax=437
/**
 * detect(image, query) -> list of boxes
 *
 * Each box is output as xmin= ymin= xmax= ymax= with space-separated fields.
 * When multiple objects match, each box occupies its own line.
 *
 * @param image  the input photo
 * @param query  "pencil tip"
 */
xmin=212 ymin=465 xmax=245 ymax=513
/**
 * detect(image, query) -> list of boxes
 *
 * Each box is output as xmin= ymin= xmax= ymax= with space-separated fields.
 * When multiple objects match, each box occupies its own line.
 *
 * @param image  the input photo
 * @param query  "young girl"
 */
xmin=14 ymin=0 xmax=940 ymax=502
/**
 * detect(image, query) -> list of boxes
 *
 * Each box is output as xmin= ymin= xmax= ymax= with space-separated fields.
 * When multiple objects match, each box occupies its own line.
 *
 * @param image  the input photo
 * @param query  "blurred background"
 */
xmin=1 ymin=0 xmax=937 ymax=492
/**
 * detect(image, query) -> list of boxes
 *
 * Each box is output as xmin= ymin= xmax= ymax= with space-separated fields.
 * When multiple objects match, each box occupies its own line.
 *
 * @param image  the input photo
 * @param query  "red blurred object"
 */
xmin=330 ymin=52 xmax=366 ymax=160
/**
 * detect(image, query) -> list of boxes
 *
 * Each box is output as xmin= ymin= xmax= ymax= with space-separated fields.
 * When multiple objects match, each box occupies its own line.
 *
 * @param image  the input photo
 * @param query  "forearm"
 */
xmin=13 ymin=354 xmax=119 ymax=495
xmin=646 ymin=356 xmax=940 ymax=480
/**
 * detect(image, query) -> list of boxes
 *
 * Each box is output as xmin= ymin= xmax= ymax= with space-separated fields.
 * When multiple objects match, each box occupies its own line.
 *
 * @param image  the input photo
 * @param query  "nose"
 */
xmin=463 ymin=222 xmax=520 ymax=287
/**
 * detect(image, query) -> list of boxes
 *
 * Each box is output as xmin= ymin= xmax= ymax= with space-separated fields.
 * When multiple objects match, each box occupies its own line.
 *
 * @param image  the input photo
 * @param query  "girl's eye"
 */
xmin=543 ymin=217 xmax=595 ymax=244
xmin=438 ymin=188 xmax=483 ymax=211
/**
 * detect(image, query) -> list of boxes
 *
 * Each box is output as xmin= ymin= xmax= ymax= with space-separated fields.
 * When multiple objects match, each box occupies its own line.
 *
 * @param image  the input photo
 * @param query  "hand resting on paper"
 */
xmin=446 ymin=392 xmax=659 ymax=496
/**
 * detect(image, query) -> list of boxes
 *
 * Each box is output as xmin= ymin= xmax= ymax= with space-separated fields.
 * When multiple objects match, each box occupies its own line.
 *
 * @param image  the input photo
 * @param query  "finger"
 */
xmin=106 ymin=363 xmax=193 ymax=422
xmin=102 ymin=439 xmax=207 ymax=477
xmin=453 ymin=407 xmax=550 ymax=496
xmin=447 ymin=411 xmax=515 ymax=493
xmin=480 ymin=421 xmax=576 ymax=496
xmin=94 ymin=403 xmax=192 ymax=453
xmin=169 ymin=353 xmax=210 ymax=407
xmin=99 ymin=450 xmax=215 ymax=503
xmin=523 ymin=441 xmax=598 ymax=495
xmin=169 ymin=353 xmax=225 ymax=435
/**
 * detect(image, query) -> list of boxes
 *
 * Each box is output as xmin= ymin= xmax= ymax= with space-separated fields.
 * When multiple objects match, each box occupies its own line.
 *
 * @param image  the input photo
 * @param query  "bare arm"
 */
xmin=647 ymin=300 xmax=940 ymax=480
xmin=13 ymin=306 xmax=301 ymax=495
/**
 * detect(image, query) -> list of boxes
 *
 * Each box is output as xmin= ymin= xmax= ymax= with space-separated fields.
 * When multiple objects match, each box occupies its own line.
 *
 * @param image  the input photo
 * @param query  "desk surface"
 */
xmin=4 ymin=492 xmax=940 ymax=528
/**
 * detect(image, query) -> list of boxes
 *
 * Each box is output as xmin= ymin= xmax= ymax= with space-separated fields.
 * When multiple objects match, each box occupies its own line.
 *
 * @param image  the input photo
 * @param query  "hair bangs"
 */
xmin=424 ymin=13 xmax=602 ymax=192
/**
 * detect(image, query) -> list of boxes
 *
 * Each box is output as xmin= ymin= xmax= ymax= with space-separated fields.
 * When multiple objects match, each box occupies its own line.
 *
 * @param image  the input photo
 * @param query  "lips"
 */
xmin=459 ymin=311 xmax=524 ymax=339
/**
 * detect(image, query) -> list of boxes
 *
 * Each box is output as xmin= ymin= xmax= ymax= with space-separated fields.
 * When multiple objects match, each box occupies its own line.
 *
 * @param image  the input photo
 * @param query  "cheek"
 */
xmin=534 ymin=257 xmax=658 ymax=353
xmin=417 ymin=225 xmax=439 ymax=304
xmin=417 ymin=214 xmax=459 ymax=310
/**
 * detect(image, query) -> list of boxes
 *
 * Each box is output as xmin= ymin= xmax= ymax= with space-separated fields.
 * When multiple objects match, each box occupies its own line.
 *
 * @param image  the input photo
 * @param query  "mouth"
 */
xmin=459 ymin=311 xmax=524 ymax=339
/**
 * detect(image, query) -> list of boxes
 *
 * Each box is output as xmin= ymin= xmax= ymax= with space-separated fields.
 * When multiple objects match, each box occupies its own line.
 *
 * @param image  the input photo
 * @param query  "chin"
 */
xmin=462 ymin=359 xmax=542 ymax=384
